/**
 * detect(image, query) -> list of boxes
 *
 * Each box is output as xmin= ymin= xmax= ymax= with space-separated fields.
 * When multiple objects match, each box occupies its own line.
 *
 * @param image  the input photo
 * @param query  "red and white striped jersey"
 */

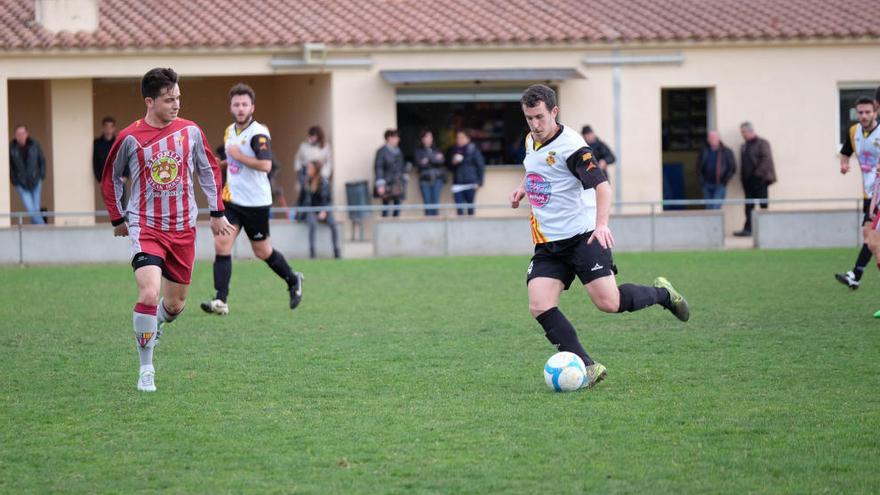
xmin=102 ymin=118 xmax=224 ymax=231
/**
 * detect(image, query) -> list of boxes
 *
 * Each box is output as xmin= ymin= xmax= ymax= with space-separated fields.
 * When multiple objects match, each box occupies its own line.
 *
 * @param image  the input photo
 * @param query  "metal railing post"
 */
xmin=17 ymin=214 xmax=23 ymax=265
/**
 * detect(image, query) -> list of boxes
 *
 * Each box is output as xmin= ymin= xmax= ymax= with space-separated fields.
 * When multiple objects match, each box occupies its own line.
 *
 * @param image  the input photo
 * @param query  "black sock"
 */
xmin=617 ymin=283 xmax=669 ymax=313
xmin=213 ymin=254 xmax=232 ymax=302
xmin=265 ymin=249 xmax=296 ymax=288
xmin=535 ymin=307 xmax=594 ymax=366
xmin=854 ymin=244 xmax=871 ymax=281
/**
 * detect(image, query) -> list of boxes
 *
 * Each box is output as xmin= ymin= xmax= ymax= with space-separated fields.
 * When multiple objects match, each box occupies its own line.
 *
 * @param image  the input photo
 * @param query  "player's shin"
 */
xmin=213 ymin=254 xmax=232 ymax=302
xmin=265 ymin=249 xmax=296 ymax=287
xmin=535 ymin=307 xmax=594 ymax=366
xmin=617 ymin=283 xmax=669 ymax=312
xmin=133 ymin=303 xmax=158 ymax=369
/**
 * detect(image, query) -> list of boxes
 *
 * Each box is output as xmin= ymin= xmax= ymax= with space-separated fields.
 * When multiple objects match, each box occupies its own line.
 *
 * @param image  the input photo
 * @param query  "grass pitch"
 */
xmin=1 ymin=249 xmax=879 ymax=493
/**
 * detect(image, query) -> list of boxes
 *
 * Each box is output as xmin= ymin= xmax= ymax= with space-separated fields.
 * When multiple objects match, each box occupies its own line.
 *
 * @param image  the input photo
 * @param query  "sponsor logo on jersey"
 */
xmin=546 ymin=151 xmax=556 ymax=166
xmin=583 ymin=152 xmax=592 ymax=162
xmin=525 ymin=172 xmax=552 ymax=208
xmin=146 ymin=150 xmax=183 ymax=191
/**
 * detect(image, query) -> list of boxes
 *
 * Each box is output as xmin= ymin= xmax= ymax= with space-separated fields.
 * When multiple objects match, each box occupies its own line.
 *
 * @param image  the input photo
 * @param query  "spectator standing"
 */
xmin=293 ymin=126 xmax=332 ymax=219
xmin=696 ymin=130 xmax=736 ymax=209
xmin=581 ymin=125 xmax=616 ymax=172
xmin=414 ymin=129 xmax=446 ymax=216
xmin=374 ymin=129 xmax=408 ymax=217
xmin=303 ymin=160 xmax=341 ymax=259
xmin=448 ymin=129 xmax=485 ymax=216
xmin=93 ymin=116 xmax=117 ymax=182
xmin=734 ymin=122 xmax=776 ymax=236
xmin=9 ymin=124 xmax=46 ymax=224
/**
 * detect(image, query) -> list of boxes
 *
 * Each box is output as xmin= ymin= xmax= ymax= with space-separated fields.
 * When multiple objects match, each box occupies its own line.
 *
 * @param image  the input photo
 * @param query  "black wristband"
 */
xmin=111 ymin=217 xmax=126 ymax=226
xmin=209 ymin=210 xmax=225 ymax=218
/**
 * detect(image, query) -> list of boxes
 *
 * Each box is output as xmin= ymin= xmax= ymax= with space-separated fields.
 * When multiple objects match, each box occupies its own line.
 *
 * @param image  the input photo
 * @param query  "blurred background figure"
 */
xmin=581 ymin=125 xmax=616 ymax=172
xmin=374 ymin=129 xmax=408 ymax=217
xmin=303 ymin=160 xmax=340 ymax=258
xmin=448 ymin=129 xmax=485 ymax=216
xmin=293 ymin=126 xmax=332 ymax=220
xmin=696 ymin=130 xmax=736 ymax=209
xmin=414 ymin=128 xmax=445 ymax=216
xmin=9 ymin=124 xmax=46 ymax=224
xmin=735 ymin=122 xmax=776 ymax=237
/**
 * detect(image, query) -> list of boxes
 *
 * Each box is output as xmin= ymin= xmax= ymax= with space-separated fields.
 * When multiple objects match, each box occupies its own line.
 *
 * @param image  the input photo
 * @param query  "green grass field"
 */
xmin=1 ymin=248 xmax=879 ymax=494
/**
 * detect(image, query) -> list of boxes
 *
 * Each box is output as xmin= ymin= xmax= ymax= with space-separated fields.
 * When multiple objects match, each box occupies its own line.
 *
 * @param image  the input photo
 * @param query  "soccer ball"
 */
xmin=543 ymin=352 xmax=586 ymax=392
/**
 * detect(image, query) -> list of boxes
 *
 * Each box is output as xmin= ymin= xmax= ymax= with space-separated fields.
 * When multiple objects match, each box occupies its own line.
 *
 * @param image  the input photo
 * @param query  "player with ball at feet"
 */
xmin=511 ymin=84 xmax=690 ymax=390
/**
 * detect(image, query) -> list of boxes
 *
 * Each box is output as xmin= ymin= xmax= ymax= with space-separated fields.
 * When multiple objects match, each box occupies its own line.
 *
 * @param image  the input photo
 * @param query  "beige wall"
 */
xmin=3 ymin=43 xmax=880 ymax=232
xmin=50 ymin=79 xmax=94 ymax=225
xmin=0 ymin=77 xmax=7 ymax=227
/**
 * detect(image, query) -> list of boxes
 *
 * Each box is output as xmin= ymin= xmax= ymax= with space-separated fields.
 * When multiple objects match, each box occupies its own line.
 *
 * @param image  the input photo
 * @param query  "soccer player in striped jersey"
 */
xmin=102 ymin=68 xmax=233 ymax=392
xmin=836 ymin=95 xmax=880 ymax=289
xmin=510 ymin=85 xmax=689 ymax=389
xmin=200 ymin=83 xmax=303 ymax=316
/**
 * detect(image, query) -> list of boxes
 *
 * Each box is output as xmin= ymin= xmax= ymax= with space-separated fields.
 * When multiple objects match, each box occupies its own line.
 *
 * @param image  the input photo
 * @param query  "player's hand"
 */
xmin=840 ymin=162 xmax=850 ymax=174
xmin=227 ymin=145 xmax=243 ymax=161
xmin=211 ymin=215 xmax=234 ymax=236
xmin=113 ymin=223 xmax=129 ymax=237
xmin=510 ymin=187 xmax=526 ymax=209
xmin=587 ymin=224 xmax=615 ymax=249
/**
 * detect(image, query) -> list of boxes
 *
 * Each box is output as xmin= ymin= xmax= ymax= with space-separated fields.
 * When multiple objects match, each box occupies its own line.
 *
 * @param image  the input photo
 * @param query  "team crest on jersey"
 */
xmin=525 ymin=172 xmax=552 ymax=208
xmin=147 ymin=150 xmax=183 ymax=191
xmin=546 ymin=151 xmax=556 ymax=166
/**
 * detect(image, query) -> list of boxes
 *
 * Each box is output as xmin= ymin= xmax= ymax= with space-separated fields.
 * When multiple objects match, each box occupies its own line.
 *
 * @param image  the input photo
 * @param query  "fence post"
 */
xmin=17 ymin=215 xmax=23 ymax=265
xmin=650 ymin=203 xmax=656 ymax=252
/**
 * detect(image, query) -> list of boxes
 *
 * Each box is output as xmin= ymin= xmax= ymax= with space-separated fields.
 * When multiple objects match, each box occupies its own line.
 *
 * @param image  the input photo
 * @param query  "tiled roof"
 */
xmin=1 ymin=0 xmax=878 ymax=51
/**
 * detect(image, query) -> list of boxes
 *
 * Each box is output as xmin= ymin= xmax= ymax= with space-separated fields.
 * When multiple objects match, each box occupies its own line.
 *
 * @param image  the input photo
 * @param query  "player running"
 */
xmin=200 ymin=83 xmax=303 ymax=316
xmin=102 ymin=68 xmax=233 ymax=392
xmin=835 ymin=95 xmax=880 ymax=290
xmin=510 ymin=84 xmax=689 ymax=389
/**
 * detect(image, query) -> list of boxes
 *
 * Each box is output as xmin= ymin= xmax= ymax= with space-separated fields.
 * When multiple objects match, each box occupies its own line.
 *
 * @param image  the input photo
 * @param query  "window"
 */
xmin=395 ymin=88 xmax=536 ymax=166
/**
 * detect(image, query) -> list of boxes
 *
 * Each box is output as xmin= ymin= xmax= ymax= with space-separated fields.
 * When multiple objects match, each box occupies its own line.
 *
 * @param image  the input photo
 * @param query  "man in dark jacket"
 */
xmin=9 ymin=125 xmax=46 ymax=224
xmin=374 ymin=129 xmax=408 ymax=217
xmin=735 ymin=122 xmax=776 ymax=236
xmin=448 ymin=129 xmax=485 ymax=216
xmin=696 ymin=130 xmax=736 ymax=209
xmin=581 ymin=125 xmax=616 ymax=171
xmin=92 ymin=116 xmax=117 ymax=182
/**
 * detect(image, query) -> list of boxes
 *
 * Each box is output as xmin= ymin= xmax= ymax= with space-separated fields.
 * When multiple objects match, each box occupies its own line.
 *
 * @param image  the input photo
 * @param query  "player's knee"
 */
xmin=529 ymin=302 xmax=552 ymax=318
xmin=137 ymin=290 xmax=160 ymax=306
xmin=593 ymin=295 xmax=619 ymax=313
xmin=164 ymin=298 xmax=186 ymax=315
xmin=252 ymin=241 xmax=273 ymax=260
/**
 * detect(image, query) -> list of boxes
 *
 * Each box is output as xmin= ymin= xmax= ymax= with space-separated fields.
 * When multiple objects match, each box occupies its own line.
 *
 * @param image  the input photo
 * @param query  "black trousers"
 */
xmin=742 ymin=177 xmax=769 ymax=232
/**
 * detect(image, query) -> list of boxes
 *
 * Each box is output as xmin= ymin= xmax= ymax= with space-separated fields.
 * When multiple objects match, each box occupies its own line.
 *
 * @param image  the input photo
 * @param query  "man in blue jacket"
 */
xmin=696 ymin=130 xmax=736 ymax=209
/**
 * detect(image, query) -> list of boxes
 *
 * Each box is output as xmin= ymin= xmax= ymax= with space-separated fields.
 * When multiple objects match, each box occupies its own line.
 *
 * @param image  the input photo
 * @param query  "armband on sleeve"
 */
xmin=566 ymin=146 xmax=608 ymax=189
xmin=250 ymin=134 xmax=273 ymax=161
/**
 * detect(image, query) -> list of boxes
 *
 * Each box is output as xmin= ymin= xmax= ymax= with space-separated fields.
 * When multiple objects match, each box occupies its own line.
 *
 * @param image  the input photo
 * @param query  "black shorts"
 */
xmin=526 ymin=231 xmax=618 ymax=290
xmin=223 ymin=202 xmax=271 ymax=241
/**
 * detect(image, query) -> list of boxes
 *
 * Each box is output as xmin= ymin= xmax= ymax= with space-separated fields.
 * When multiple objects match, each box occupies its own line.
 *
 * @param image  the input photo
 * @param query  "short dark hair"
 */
xmin=141 ymin=67 xmax=179 ymax=100
xmin=520 ymin=84 xmax=557 ymax=110
xmin=101 ymin=116 xmax=116 ymax=125
xmin=13 ymin=124 xmax=27 ymax=132
xmin=229 ymin=83 xmax=256 ymax=104
xmin=581 ymin=125 xmax=593 ymax=135
xmin=855 ymin=96 xmax=875 ymax=107
xmin=308 ymin=125 xmax=325 ymax=147
xmin=384 ymin=129 xmax=399 ymax=140
xmin=418 ymin=128 xmax=433 ymax=140
xmin=456 ymin=129 xmax=472 ymax=140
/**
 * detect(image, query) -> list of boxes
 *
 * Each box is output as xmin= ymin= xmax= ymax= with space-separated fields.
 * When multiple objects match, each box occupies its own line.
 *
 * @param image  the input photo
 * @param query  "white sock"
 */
xmin=133 ymin=303 xmax=158 ymax=368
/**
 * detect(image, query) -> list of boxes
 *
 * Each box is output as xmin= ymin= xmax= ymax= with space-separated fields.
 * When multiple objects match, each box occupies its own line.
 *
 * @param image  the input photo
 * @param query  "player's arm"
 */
xmin=100 ymin=135 xmax=130 ymax=236
xmin=566 ymin=146 xmax=614 ymax=248
xmin=193 ymin=128 xmax=233 ymax=235
xmin=510 ymin=174 xmax=526 ymax=208
xmin=840 ymin=125 xmax=856 ymax=174
xmin=227 ymin=134 xmax=272 ymax=172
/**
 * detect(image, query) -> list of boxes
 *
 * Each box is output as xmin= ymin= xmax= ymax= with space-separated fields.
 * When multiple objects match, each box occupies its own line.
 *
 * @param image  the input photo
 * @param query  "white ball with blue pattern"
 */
xmin=543 ymin=351 xmax=587 ymax=392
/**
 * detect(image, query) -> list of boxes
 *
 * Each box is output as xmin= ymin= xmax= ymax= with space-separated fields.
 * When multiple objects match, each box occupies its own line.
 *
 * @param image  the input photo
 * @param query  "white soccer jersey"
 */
xmin=523 ymin=124 xmax=605 ymax=243
xmin=222 ymin=120 xmax=273 ymax=207
xmin=851 ymin=122 xmax=880 ymax=198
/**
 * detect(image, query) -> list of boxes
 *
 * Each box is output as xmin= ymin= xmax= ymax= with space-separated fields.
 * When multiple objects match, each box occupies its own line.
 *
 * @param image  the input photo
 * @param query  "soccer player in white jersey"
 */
xmin=200 ymin=83 xmax=303 ymax=316
xmin=102 ymin=68 xmax=234 ymax=392
xmin=836 ymin=95 xmax=880 ymax=289
xmin=510 ymin=85 xmax=690 ymax=389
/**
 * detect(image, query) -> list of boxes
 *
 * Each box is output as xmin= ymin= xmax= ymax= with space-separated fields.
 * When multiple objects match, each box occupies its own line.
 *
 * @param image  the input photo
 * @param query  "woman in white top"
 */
xmin=293 ymin=126 xmax=332 ymax=219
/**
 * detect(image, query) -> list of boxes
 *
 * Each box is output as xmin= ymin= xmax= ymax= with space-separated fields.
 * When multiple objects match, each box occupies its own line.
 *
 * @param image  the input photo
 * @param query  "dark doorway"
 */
xmin=661 ymin=88 xmax=712 ymax=210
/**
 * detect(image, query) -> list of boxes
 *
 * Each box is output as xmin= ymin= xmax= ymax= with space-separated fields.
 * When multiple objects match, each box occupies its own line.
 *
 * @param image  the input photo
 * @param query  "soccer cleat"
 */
xmin=199 ymin=299 xmax=229 ymax=315
xmin=289 ymin=272 xmax=304 ymax=310
xmin=834 ymin=271 xmax=860 ymax=290
xmin=654 ymin=276 xmax=690 ymax=322
xmin=137 ymin=369 xmax=156 ymax=392
xmin=873 ymin=309 xmax=880 ymax=319
xmin=581 ymin=362 xmax=607 ymax=389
